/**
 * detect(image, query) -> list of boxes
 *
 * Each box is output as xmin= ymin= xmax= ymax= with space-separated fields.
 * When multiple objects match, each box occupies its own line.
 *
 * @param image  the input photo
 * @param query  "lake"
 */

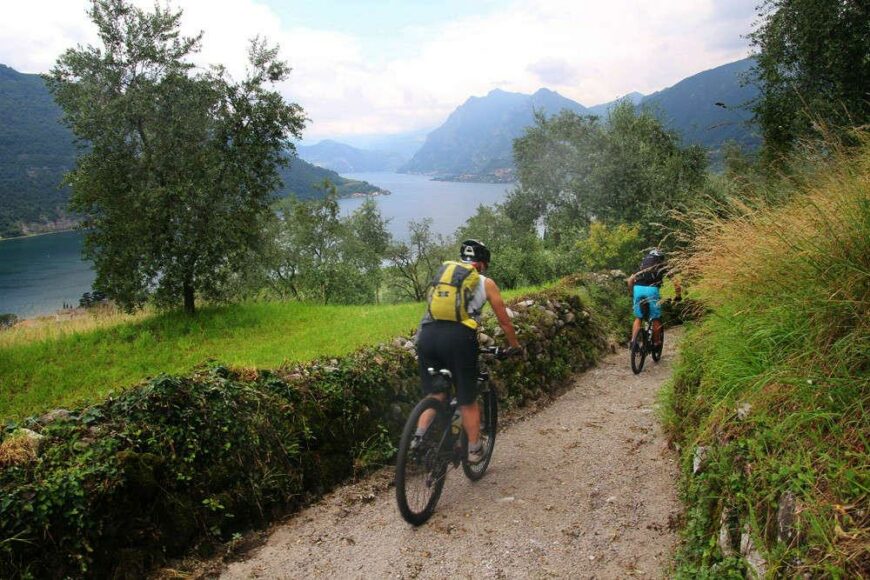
xmin=340 ymin=172 xmax=512 ymax=239
xmin=0 ymin=230 xmax=95 ymax=319
xmin=0 ymin=173 xmax=513 ymax=318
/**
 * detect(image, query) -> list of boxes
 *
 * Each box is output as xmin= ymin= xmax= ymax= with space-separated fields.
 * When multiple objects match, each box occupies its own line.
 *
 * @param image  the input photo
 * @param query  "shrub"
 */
xmin=575 ymin=222 xmax=644 ymax=273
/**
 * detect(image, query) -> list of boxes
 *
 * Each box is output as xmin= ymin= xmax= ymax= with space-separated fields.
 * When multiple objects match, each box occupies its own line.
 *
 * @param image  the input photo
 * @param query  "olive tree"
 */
xmin=47 ymin=0 xmax=306 ymax=313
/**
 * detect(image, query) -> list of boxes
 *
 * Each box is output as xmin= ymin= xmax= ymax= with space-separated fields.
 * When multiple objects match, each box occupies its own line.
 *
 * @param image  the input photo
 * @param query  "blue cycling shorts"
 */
xmin=633 ymin=285 xmax=662 ymax=320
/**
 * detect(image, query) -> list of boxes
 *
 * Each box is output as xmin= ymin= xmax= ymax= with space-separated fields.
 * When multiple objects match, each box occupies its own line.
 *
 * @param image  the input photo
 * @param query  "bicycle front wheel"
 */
xmin=462 ymin=388 xmax=498 ymax=481
xmin=395 ymin=397 xmax=450 ymax=525
xmin=630 ymin=329 xmax=647 ymax=374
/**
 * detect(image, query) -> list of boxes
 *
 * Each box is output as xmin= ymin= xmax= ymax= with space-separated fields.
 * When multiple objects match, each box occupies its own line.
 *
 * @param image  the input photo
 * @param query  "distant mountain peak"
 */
xmin=532 ymin=87 xmax=559 ymax=97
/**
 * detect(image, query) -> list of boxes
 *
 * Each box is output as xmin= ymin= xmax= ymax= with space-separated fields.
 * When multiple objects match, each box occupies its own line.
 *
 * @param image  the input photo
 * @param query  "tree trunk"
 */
xmin=183 ymin=279 xmax=195 ymax=314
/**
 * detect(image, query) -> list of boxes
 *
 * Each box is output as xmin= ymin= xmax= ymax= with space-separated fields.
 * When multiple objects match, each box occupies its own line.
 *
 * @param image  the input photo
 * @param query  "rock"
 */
xmin=737 ymin=403 xmax=752 ymax=420
xmin=740 ymin=525 xmax=768 ymax=578
xmin=403 ymin=340 xmax=415 ymax=351
xmin=506 ymin=308 xmax=517 ymax=319
xmin=776 ymin=491 xmax=798 ymax=545
xmin=516 ymin=300 xmax=535 ymax=309
xmin=392 ymin=337 xmax=405 ymax=348
xmin=479 ymin=333 xmax=495 ymax=347
xmin=693 ymin=446 xmax=709 ymax=475
xmin=556 ymin=319 xmax=565 ymax=328
xmin=0 ymin=428 xmax=45 ymax=467
xmin=565 ymin=312 xmax=576 ymax=324
xmin=492 ymin=327 xmax=504 ymax=337
xmin=718 ymin=508 xmax=735 ymax=556
xmin=38 ymin=408 xmax=73 ymax=424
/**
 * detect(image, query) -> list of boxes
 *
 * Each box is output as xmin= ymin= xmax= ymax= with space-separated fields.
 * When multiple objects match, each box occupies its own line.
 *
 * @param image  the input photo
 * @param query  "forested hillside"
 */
xmin=0 ymin=65 xmax=382 ymax=237
xmin=0 ymin=64 xmax=76 ymax=237
xmin=642 ymin=58 xmax=759 ymax=153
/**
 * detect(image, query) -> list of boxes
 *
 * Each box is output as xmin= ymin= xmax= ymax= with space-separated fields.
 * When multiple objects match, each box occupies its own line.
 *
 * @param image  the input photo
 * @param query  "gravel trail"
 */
xmin=221 ymin=331 xmax=682 ymax=579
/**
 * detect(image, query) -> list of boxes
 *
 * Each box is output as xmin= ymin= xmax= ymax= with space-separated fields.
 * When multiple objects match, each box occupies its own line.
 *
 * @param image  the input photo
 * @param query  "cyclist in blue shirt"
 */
xmin=627 ymin=248 xmax=681 ymax=350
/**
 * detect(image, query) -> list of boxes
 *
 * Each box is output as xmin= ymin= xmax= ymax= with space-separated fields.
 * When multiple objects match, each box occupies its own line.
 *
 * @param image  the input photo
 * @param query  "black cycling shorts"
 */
xmin=416 ymin=321 xmax=479 ymax=406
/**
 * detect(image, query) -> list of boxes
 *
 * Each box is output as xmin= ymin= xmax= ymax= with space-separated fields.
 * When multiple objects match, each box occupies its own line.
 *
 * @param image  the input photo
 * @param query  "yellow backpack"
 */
xmin=427 ymin=261 xmax=481 ymax=329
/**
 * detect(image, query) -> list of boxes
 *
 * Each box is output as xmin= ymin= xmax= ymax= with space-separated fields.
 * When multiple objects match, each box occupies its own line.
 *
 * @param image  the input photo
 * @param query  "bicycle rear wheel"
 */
xmin=395 ymin=397 xmax=450 ymax=525
xmin=652 ymin=325 xmax=664 ymax=362
xmin=461 ymin=388 xmax=498 ymax=481
xmin=630 ymin=327 xmax=647 ymax=374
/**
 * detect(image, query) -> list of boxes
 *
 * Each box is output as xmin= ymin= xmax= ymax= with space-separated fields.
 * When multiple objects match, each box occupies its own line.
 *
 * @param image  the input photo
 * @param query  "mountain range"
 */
xmin=297 ymin=140 xmax=407 ymax=173
xmin=400 ymin=58 xmax=760 ymax=180
xmin=0 ymin=65 xmax=383 ymax=238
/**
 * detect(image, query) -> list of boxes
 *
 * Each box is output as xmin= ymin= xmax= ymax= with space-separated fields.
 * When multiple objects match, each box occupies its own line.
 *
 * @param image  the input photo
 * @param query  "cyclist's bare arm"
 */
xmin=484 ymin=277 xmax=521 ymax=349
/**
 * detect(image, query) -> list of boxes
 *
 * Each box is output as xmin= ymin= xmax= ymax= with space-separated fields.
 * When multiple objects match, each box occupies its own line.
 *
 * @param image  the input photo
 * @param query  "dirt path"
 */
xmin=221 ymin=331 xmax=682 ymax=579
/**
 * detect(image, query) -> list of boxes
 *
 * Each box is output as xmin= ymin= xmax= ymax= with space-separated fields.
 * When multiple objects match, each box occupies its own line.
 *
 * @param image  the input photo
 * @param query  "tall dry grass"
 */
xmin=0 ymin=305 xmax=150 ymax=349
xmin=674 ymin=134 xmax=869 ymax=368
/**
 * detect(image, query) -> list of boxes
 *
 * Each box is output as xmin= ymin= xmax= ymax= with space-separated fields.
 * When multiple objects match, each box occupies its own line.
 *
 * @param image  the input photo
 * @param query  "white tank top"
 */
xmin=466 ymin=274 xmax=488 ymax=321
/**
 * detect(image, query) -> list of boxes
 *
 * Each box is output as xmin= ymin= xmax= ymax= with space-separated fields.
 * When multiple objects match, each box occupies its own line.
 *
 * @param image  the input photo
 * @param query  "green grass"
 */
xmin=0 ymin=285 xmax=547 ymax=423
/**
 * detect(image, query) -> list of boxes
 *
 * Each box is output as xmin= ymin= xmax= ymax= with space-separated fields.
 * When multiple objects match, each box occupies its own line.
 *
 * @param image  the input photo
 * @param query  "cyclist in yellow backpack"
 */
xmin=415 ymin=239 xmax=522 ymax=464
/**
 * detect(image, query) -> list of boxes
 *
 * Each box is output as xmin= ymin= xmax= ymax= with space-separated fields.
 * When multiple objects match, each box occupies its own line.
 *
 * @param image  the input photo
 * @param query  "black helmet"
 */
xmin=460 ymin=239 xmax=491 ymax=264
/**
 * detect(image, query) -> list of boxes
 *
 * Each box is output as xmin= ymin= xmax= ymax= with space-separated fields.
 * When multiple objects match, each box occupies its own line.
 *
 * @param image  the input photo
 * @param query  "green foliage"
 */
xmin=455 ymin=204 xmax=555 ymax=289
xmin=574 ymin=222 xmax=643 ymax=273
xmin=263 ymin=185 xmax=391 ymax=304
xmin=0 ymin=313 xmax=18 ymax=329
xmin=510 ymin=102 xmax=707 ymax=246
xmin=663 ymin=138 xmax=870 ymax=576
xmin=0 ymin=280 xmax=622 ymax=578
xmin=748 ymin=0 xmax=870 ymax=160
xmin=46 ymin=0 xmax=306 ymax=313
xmin=384 ymin=218 xmax=452 ymax=301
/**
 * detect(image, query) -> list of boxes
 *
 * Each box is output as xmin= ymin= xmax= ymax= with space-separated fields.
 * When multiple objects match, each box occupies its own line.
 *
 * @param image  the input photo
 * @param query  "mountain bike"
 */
xmin=395 ymin=346 xmax=508 ymax=525
xmin=630 ymin=298 xmax=664 ymax=374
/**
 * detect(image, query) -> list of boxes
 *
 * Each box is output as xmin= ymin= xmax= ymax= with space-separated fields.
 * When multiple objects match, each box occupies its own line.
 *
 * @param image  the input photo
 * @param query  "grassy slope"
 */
xmin=661 ymin=140 xmax=869 ymax=576
xmin=0 ymin=288 xmax=539 ymax=422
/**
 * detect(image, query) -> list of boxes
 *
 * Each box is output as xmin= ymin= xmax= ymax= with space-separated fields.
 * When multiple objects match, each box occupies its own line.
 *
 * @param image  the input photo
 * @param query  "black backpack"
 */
xmin=635 ymin=253 xmax=666 ymax=287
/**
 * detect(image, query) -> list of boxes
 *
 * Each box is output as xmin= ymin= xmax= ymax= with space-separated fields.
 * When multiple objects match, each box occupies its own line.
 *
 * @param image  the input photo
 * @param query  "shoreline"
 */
xmin=0 ymin=227 xmax=79 ymax=243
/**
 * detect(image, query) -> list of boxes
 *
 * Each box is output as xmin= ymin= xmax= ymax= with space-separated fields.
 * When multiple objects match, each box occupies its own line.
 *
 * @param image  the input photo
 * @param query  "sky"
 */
xmin=0 ymin=0 xmax=758 ymax=143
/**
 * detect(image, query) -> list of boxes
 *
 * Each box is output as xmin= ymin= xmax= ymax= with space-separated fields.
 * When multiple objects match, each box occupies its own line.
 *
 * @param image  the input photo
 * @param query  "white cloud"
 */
xmin=0 ymin=0 xmax=755 ymax=142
